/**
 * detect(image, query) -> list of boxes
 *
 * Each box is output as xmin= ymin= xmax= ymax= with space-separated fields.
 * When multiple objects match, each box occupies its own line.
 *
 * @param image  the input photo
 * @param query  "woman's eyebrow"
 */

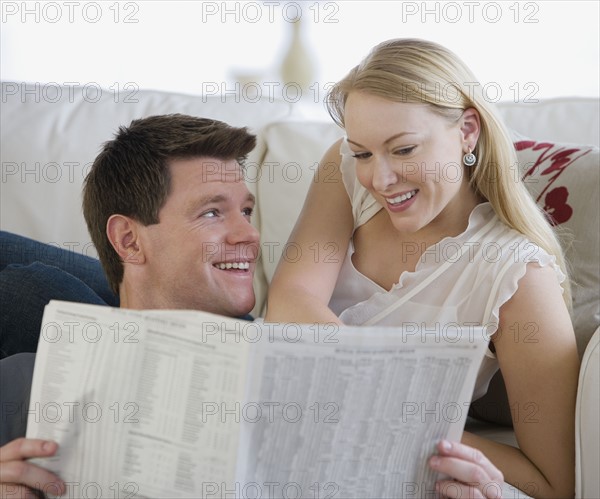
xmin=347 ymin=132 xmax=418 ymax=148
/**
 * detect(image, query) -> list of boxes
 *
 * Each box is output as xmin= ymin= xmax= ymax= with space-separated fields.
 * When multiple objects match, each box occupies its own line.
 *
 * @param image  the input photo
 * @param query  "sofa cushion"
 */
xmin=576 ymin=327 xmax=600 ymax=498
xmin=0 ymin=81 xmax=292 ymax=253
xmin=252 ymin=120 xmax=344 ymax=314
xmin=497 ymin=98 xmax=599 ymax=148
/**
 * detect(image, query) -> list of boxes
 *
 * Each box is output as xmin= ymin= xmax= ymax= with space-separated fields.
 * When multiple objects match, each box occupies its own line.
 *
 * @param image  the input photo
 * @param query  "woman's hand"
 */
xmin=429 ymin=440 xmax=504 ymax=499
xmin=0 ymin=438 xmax=65 ymax=498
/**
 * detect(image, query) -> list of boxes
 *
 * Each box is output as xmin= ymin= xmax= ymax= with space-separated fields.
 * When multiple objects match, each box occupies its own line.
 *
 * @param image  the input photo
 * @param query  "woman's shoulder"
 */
xmin=443 ymin=202 xmax=566 ymax=300
xmin=322 ymin=137 xmax=345 ymax=164
xmin=481 ymin=203 xmax=563 ymax=272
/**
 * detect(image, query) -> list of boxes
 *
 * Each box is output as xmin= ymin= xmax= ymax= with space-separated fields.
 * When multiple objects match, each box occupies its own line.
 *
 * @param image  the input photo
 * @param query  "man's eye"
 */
xmin=242 ymin=207 xmax=253 ymax=217
xmin=201 ymin=209 xmax=218 ymax=218
xmin=352 ymin=152 xmax=372 ymax=160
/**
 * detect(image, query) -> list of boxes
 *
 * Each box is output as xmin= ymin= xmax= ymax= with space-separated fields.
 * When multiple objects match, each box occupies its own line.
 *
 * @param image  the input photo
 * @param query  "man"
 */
xmin=0 ymin=114 xmax=260 ymax=497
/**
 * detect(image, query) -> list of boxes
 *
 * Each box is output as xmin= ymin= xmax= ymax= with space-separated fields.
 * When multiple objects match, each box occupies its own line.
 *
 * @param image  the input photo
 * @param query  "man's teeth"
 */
xmin=388 ymin=190 xmax=417 ymax=205
xmin=214 ymin=262 xmax=250 ymax=270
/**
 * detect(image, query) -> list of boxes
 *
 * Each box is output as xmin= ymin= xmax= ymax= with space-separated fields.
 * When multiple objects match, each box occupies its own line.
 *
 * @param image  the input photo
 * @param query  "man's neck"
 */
xmin=117 ymin=282 xmax=253 ymax=321
xmin=118 ymin=280 xmax=159 ymax=310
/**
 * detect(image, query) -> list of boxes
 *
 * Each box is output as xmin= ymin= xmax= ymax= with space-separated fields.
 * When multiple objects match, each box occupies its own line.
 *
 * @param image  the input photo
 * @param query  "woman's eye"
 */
xmin=242 ymin=207 xmax=253 ymax=217
xmin=352 ymin=152 xmax=372 ymax=160
xmin=201 ymin=209 xmax=218 ymax=218
xmin=395 ymin=146 xmax=416 ymax=155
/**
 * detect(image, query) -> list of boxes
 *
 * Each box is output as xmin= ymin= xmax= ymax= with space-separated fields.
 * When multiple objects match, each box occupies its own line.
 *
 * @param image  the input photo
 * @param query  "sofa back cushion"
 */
xmin=0 ymin=81 xmax=292 ymax=253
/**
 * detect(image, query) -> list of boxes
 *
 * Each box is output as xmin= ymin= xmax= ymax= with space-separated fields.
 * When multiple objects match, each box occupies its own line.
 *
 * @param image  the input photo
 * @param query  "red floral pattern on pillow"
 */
xmin=543 ymin=186 xmax=573 ymax=225
xmin=515 ymin=140 xmax=594 ymax=226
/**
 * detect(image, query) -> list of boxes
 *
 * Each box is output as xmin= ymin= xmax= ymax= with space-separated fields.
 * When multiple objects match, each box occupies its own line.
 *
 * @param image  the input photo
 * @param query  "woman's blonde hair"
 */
xmin=326 ymin=38 xmax=571 ymax=307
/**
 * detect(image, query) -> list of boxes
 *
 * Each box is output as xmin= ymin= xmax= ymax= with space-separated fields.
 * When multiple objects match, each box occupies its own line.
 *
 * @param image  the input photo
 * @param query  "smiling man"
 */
xmin=112 ymin=156 xmax=258 ymax=313
xmin=83 ymin=114 xmax=259 ymax=315
xmin=0 ymin=114 xmax=260 ymax=497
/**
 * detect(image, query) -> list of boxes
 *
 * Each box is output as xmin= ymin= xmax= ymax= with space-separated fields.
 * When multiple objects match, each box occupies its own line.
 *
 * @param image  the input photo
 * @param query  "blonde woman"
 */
xmin=266 ymin=39 xmax=579 ymax=498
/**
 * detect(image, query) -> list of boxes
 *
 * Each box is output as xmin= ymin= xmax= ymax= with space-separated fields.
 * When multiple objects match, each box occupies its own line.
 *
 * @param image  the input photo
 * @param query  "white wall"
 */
xmin=2 ymin=0 xmax=598 ymax=115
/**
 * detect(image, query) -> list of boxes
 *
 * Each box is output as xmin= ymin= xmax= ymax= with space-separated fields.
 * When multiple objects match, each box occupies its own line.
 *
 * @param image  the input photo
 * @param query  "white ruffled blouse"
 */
xmin=328 ymin=139 xmax=565 ymax=400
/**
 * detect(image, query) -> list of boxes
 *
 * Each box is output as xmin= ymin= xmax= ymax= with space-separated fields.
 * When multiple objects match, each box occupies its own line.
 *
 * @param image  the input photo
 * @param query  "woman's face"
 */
xmin=344 ymin=92 xmax=479 ymax=235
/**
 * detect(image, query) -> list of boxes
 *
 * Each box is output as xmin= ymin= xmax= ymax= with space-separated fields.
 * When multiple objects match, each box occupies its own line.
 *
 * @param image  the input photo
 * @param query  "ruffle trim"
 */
xmin=392 ymin=202 xmax=496 ymax=291
xmin=482 ymin=250 xmax=566 ymax=360
xmin=338 ymin=203 xmax=499 ymax=324
xmin=338 ymin=200 xmax=566 ymax=359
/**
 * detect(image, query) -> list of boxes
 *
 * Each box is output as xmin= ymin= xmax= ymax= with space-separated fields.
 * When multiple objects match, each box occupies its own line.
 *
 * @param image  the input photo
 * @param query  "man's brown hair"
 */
xmin=82 ymin=114 xmax=256 ymax=294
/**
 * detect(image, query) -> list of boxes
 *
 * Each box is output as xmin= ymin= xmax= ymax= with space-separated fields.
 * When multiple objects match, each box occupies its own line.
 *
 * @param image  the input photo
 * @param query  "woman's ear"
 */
xmin=106 ymin=215 xmax=146 ymax=265
xmin=460 ymin=107 xmax=481 ymax=150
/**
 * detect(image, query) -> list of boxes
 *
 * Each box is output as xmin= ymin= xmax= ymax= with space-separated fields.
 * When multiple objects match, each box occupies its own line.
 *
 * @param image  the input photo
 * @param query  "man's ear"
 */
xmin=460 ymin=107 xmax=481 ymax=151
xmin=106 ymin=215 xmax=146 ymax=265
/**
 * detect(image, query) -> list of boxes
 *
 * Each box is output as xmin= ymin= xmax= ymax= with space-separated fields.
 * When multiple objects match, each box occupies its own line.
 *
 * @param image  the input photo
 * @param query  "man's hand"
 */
xmin=429 ymin=440 xmax=504 ymax=498
xmin=0 ymin=438 xmax=65 ymax=498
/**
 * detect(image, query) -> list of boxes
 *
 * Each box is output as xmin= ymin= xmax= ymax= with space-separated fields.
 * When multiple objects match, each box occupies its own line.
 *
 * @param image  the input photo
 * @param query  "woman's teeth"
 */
xmin=388 ymin=190 xmax=417 ymax=205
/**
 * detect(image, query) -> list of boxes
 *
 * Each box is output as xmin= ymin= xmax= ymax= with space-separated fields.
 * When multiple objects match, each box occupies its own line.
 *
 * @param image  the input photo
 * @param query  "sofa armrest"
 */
xmin=576 ymin=326 xmax=600 ymax=498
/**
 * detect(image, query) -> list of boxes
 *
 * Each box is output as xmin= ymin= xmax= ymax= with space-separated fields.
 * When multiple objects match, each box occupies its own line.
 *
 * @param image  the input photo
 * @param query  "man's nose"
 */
xmin=227 ymin=215 xmax=260 ymax=247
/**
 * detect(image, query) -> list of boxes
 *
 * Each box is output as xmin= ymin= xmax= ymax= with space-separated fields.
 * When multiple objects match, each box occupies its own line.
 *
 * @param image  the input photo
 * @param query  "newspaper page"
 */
xmin=27 ymin=300 xmax=490 ymax=498
xmin=235 ymin=324 xmax=486 ymax=498
xmin=27 ymin=301 xmax=250 ymax=498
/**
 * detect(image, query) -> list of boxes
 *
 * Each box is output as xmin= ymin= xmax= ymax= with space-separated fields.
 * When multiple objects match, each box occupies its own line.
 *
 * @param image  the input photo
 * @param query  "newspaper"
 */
xmin=27 ymin=300 xmax=491 ymax=498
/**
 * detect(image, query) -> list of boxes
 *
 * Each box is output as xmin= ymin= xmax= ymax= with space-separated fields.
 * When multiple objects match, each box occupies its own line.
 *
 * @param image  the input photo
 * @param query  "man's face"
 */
xmin=137 ymin=157 xmax=259 ymax=316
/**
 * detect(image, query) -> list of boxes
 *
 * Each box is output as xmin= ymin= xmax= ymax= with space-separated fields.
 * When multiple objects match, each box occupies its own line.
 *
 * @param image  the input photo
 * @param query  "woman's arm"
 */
xmin=265 ymin=139 xmax=354 ymax=324
xmin=465 ymin=263 xmax=580 ymax=498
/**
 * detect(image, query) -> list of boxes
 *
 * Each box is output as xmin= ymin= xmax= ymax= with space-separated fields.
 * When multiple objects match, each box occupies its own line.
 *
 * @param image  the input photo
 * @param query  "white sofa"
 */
xmin=1 ymin=82 xmax=598 ymax=497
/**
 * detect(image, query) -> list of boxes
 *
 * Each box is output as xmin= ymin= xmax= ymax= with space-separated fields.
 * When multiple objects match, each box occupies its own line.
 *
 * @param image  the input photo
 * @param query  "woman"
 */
xmin=265 ymin=39 xmax=579 ymax=498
